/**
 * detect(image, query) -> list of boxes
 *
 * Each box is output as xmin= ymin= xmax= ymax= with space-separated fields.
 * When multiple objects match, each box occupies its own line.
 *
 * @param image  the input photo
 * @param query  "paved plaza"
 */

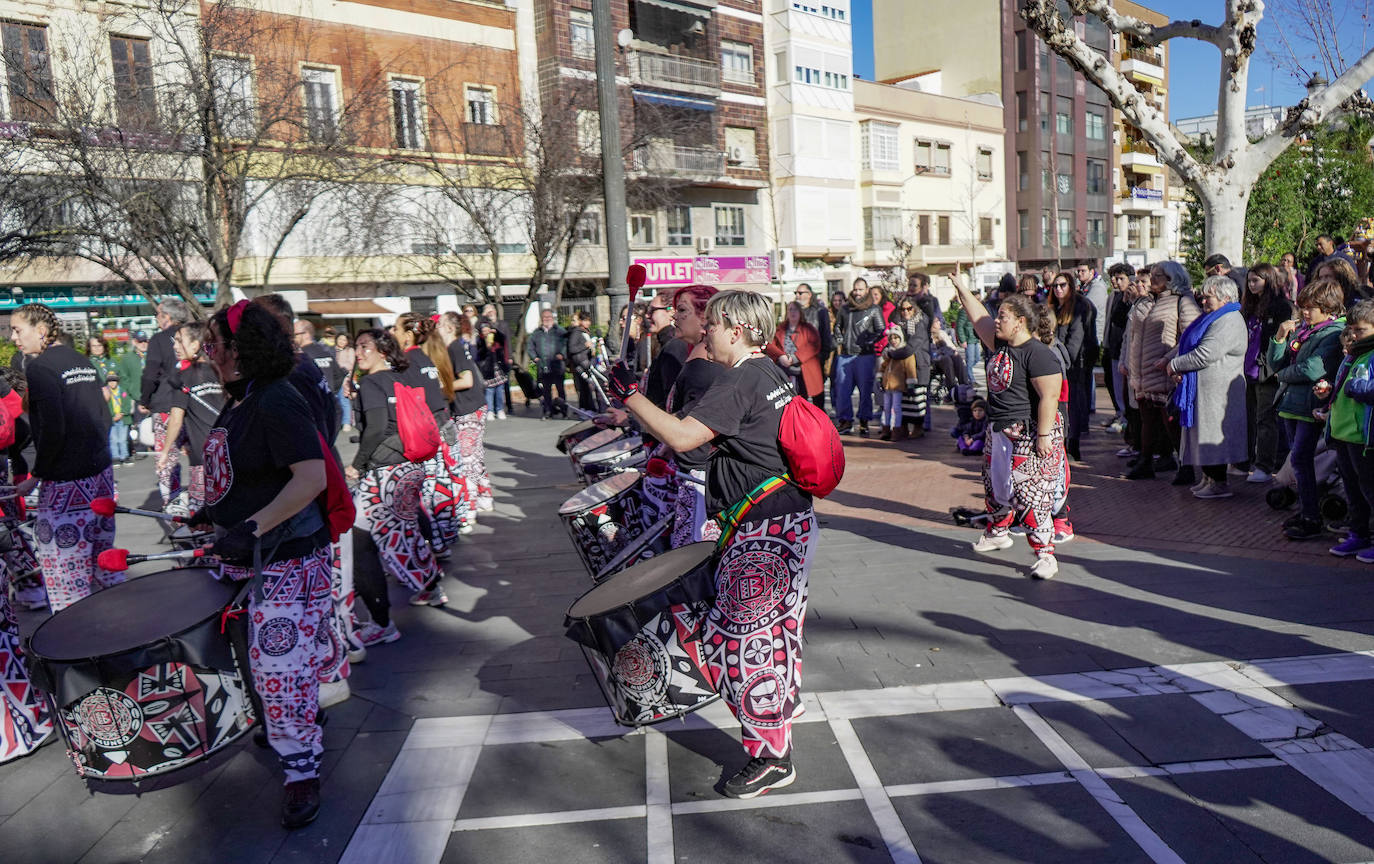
xmin=3 ymin=397 xmax=1374 ymax=863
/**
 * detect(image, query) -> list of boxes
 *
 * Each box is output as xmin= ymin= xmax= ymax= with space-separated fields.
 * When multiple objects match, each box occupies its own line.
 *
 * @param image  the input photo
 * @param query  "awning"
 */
xmin=306 ymin=300 xmax=392 ymax=318
xmin=636 ymin=0 xmax=714 ymax=18
xmin=1126 ymin=163 xmax=1164 ymax=175
xmin=632 ymin=90 xmax=716 ymax=111
xmin=1130 ymin=71 xmax=1164 ymax=87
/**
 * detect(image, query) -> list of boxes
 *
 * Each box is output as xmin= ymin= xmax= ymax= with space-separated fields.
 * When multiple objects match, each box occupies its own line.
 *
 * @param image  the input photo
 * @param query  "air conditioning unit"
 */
xmin=696 ymin=236 xmax=713 ymax=253
xmin=726 ymin=145 xmax=746 ymax=164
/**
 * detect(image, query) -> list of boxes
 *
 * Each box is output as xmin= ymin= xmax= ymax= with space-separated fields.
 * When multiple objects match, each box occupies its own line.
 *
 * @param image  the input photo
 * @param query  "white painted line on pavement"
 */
xmin=644 ymin=730 xmax=673 ymax=864
xmin=829 ymin=717 xmax=923 ymax=864
xmin=671 ymin=788 xmax=866 ymax=815
xmin=452 ymin=805 xmax=647 ymax=831
xmin=1097 ymin=757 xmax=1283 ymax=780
xmin=885 ymin=771 xmax=1074 ymax=798
xmin=1014 ymin=705 xmax=1186 ymax=864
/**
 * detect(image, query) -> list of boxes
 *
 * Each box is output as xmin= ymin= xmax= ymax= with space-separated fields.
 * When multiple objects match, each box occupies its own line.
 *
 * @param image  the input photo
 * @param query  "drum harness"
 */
xmin=712 ymin=475 xmax=791 ymax=549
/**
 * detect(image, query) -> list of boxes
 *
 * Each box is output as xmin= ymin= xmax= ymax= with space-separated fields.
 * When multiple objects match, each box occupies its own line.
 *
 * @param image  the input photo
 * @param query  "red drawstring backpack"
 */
xmin=315 ymin=432 xmax=355 ymax=542
xmin=394 ymin=381 xmax=440 ymax=462
xmin=778 ymin=394 xmax=846 ymax=497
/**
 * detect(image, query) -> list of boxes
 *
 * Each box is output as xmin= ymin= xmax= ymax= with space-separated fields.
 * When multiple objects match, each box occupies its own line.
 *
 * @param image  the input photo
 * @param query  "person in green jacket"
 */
xmin=86 ymin=336 xmax=118 ymax=380
xmin=1324 ymin=301 xmax=1374 ymax=559
xmin=955 ymin=298 xmax=980 ymax=377
xmin=1267 ymin=279 xmax=1346 ymax=540
xmin=117 ymin=331 xmax=147 ymax=432
xmin=103 ymin=373 xmax=134 ymax=464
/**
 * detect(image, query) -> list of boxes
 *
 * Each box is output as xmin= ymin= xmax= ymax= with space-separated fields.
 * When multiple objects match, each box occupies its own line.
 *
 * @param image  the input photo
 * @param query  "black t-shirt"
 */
xmin=289 ymin=352 xmax=339 ymax=445
xmin=353 ymin=370 xmax=404 ymax=471
xmin=688 ymin=357 xmax=812 ymax=519
xmin=984 ymin=337 xmax=1062 ymax=431
xmin=301 ymin=341 xmax=344 ymax=392
xmin=205 ymin=377 xmax=324 ymax=530
xmin=141 ymin=325 xmax=179 ymax=412
xmin=27 ymin=344 xmax=112 ymax=481
xmin=401 ymin=347 xmax=450 ymax=422
xmin=644 ymin=337 xmax=688 ymax=410
xmin=447 ymin=340 xmax=487 ymax=417
xmin=668 ymin=357 xmax=723 ymax=471
xmin=169 ymin=362 xmax=225 ymax=467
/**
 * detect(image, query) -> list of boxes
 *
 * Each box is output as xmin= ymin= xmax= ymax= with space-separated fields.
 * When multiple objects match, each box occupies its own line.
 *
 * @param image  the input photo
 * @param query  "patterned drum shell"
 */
xmin=556 ymin=419 xmax=602 ymax=454
xmin=579 ymin=438 xmax=646 ymax=485
xmin=568 ymin=429 xmax=623 ymax=480
xmin=559 ymin=470 xmax=666 ymax=580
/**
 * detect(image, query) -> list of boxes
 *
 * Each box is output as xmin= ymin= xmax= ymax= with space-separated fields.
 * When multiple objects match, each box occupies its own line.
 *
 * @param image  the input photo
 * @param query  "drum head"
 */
xmin=571 ymin=429 xmax=622 ymax=459
xmin=568 ymin=542 xmax=715 ymax=618
xmin=30 ymin=568 xmax=236 ymax=661
xmin=557 ymin=420 xmax=598 ymax=443
xmin=583 ymin=438 xmax=643 ymax=465
xmin=559 ymin=469 xmax=641 ymax=515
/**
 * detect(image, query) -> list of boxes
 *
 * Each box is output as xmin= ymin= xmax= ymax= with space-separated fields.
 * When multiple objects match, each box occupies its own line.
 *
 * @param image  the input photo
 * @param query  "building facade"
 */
xmin=1109 ymin=0 xmax=1170 ymax=266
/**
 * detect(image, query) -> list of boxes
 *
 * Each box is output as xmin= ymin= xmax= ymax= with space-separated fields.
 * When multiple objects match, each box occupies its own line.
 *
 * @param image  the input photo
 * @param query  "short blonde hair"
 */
xmin=705 ymin=290 xmax=776 ymax=347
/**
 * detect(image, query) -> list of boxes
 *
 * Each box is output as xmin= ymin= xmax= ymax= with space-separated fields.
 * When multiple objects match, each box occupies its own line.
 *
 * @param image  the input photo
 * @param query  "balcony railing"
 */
xmin=463 ymin=122 xmax=508 ymax=156
xmin=1122 ymin=139 xmax=1156 ymax=155
xmin=631 ymin=144 xmax=725 ymax=177
xmin=1124 ymin=47 xmax=1162 ymax=65
xmin=633 ymin=51 xmax=720 ymax=91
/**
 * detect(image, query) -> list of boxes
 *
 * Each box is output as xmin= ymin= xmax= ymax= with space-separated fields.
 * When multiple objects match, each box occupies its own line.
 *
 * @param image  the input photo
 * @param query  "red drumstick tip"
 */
xmin=645 ymin=456 xmax=670 ymax=478
xmin=90 ymin=497 xmax=118 ymax=518
xmin=626 ymin=264 xmax=647 ymax=290
xmin=97 ymin=548 xmax=130 ymax=572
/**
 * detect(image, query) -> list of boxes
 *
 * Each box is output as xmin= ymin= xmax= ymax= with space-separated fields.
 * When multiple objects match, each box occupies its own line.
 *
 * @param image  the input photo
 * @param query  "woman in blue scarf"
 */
xmin=1167 ymin=275 xmax=1249 ymax=499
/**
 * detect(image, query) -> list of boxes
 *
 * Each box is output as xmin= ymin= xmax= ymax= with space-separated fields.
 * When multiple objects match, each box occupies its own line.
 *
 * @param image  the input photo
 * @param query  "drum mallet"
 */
xmin=644 ymin=457 xmax=706 ymax=488
xmin=620 ymin=264 xmax=647 ymax=370
xmin=97 ymin=547 xmax=207 ymax=572
xmin=90 ymin=497 xmax=188 ymax=523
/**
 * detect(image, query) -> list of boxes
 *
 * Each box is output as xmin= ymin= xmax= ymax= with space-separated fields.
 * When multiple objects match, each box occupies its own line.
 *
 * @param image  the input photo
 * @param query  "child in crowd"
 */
xmin=1325 ymin=301 xmax=1374 ymax=560
xmin=880 ymin=326 xmax=918 ymax=441
xmin=952 ymin=398 xmax=989 ymax=455
xmin=104 ymin=373 xmax=132 ymax=464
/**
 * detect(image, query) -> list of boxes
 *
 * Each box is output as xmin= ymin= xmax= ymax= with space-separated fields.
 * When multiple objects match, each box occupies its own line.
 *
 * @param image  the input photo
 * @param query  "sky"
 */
xmin=849 ymin=0 xmax=1368 ymax=122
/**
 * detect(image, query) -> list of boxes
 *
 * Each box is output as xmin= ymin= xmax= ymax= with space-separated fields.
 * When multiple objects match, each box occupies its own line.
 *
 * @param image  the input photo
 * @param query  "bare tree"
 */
xmin=1265 ymin=0 xmax=1373 ymax=83
xmin=1019 ymin=0 xmax=1374 ymax=262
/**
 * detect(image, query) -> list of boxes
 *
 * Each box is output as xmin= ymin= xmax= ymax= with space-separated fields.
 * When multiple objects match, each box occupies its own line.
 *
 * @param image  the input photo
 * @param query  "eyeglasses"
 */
xmin=648 ymin=306 xmax=670 ymax=316
xmin=900 ymin=305 xmax=915 ymax=311
xmin=1053 ymin=281 xmax=1070 ymax=287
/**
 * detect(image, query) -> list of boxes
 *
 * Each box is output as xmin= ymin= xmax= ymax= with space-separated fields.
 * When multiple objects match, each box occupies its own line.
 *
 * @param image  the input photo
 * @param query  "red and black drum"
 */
xmin=564 ymin=542 xmax=719 ymax=726
xmin=168 ymin=524 xmax=214 ymax=554
xmin=578 ymin=437 xmax=646 ymax=485
xmin=568 ymin=428 xmax=623 ymax=480
xmin=556 ymin=419 xmax=603 ymax=454
xmin=558 ymin=470 xmax=671 ymax=581
xmin=26 ymin=568 xmax=256 ymax=781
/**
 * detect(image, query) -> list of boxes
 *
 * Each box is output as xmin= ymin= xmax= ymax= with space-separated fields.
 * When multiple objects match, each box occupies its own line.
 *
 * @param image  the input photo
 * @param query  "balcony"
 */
xmin=463 ymin=123 xmax=508 ymax=157
xmin=630 ymin=143 xmax=725 ymax=178
xmin=630 ymin=49 xmax=720 ymax=96
xmin=1121 ymin=54 xmax=1165 ymax=86
xmin=1121 ymin=140 xmax=1162 ymax=171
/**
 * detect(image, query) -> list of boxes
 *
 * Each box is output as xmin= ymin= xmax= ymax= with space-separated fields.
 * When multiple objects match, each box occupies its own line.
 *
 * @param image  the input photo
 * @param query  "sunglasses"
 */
xmin=648 ymin=306 xmax=670 ymax=315
xmin=1053 ymin=281 xmax=1070 ymax=287
xmin=900 ymin=305 xmax=915 ymax=311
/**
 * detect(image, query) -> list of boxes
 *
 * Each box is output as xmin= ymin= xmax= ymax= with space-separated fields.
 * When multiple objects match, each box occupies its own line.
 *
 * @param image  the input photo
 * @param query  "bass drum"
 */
xmin=579 ymin=437 xmax=646 ymax=485
xmin=558 ymin=470 xmax=670 ymax=581
xmin=564 ymin=542 xmax=719 ymax=726
xmin=556 ymin=419 xmax=603 ymax=454
xmin=569 ymin=429 xmax=625 ymax=481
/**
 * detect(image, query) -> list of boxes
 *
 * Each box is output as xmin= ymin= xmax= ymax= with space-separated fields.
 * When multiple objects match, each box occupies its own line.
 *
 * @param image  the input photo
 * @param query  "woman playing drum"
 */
xmin=607 ymin=290 xmax=817 ymax=799
xmin=201 ymin=300 xmax=333 ymax=829
xmin=439 ymin=312 xmax=494 ymax=519
xmin=346 ymin=328 xmax=442 ymax=647
xmin=664 ymin=284 xmax=722 ymax=547
xmin=12 ymin=303 xmax=118 ymax=613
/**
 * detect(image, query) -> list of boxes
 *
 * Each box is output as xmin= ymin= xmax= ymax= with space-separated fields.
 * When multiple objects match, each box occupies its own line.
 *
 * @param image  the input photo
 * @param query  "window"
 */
xmin=714 ymin=205 xmax=745 ymax=246
xmin=976 ymin=147 xmax=993 ymax=181
xmin=1127 ymin=215 xmax=1142 ymax=247
xmin=979 ymin=216 xmax=993 ymax=246
xmin=575 ymin=209 xmax=602 ymax=245
xmin=1086 ymin=159 xmax=1104 ymax=195
xmin=1042 ymin=211 xmax=1052 ymax=244
xmin=630 ymin=213 xmax=656 ymax=247
xmin=937 ymin=215 xmax=950 ymax=245
xmin=1038 ymin=91 xmax=1049 ymax=133
xmin=466 ymin=85 xmax=496 ymax=125
xmin=1017 ymin=151 xmax=1028 ymax=190
xmin=1017 ymin=91 xmax=1027 ymax=132
xmin=391 ymin=79 xmax=423 ymax=149
xmin=1017 ymin=31 xmax=1028 ymax=70
xmin=1 ymin=21 xmax=55 ymax=122
xmin=1018 ymin=210 xmax=1029 ymax=248
xmin=914 ymin=139 xmax=951 ymax=176
xmin=864 ymin=207 xmax=902 ymax=250
xmin=210 ymin=55 xmax=255 ymax=138
xmin=110 ymin=35 xmax=157 ymax=127
xmin=1087 ymin=213 xmax=1106 ymax=247
xmin=302 ymin=67 xmax=337 ymax=141
xmin=570 ymin=9 xmax=594 ymax=60
xmin=1086 ymin=110 xmax=1105 ymax=140
xmin=1058 ymin=215 xmax=1073 ymax=248
xmin=1055 ymin=97 xmax=1072 ymax=136
xmin=576 ymin=109 xmax=600 ymax=155
xmin=917 ymin=214 xmax=930 ymax=245
xmin=1150 ymin=214 xmax=1164 ymax=244
xmin=666 ymin=205 xmax=691 ymax=246
xmin=861 ymin=121 xmax=899 ymax=171
xmin=722 ymin=41 xmax=754 ymax=84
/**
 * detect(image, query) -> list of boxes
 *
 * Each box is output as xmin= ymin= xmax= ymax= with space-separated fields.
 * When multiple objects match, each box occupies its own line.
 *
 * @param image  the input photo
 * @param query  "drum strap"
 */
xmin=714 ymin=475 xmax=789 ymax=550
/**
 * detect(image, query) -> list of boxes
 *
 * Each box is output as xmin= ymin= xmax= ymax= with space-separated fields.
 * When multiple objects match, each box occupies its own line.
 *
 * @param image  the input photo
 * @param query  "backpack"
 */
xmin=394 ymin=381 xmax=440 ymax=462
xmin=316 ymin=432 xmax=355 ymax=543
xmin=0 ymin=386 xmax=20 ymax=451
xmin=769 ymin=365 xmax=845 ymax=497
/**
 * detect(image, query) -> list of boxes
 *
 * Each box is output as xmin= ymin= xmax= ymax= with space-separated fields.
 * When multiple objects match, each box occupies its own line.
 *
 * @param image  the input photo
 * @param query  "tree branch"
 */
xmin=1067 ymin=0 xmax=1225 ymax=47
xmin=1252 ymin=43 xmax=1374 ymax=169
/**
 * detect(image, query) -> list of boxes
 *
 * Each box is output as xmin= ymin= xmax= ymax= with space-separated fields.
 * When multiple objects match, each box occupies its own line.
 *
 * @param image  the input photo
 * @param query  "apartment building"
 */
xmin=1110 ymin=0 xmax=1170 ymax=265
xmin=533 ymin=0 xmax=774 ymax=308
xmin=766 ymin=0 xmax=858 ymax=299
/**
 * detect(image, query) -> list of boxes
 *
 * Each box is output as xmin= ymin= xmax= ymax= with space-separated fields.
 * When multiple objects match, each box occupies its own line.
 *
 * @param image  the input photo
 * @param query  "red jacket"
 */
xmin=765 ymin=322 xmax=823 ymax=397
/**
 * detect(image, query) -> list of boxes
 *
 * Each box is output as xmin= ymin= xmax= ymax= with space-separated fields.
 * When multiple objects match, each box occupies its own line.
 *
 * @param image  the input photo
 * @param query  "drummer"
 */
xmin=606 ymin=290 xmax=817 ymax=799
xmin=201 ymin=300 xmax=333 ymax=829
xmin=11 ymin=303 xmax=118 ymax=613
xmin=160 ymin=322 xmax=225 ymax=514
xmin=346 ymin=328 xmax=441 ymax=647
xmin=665 ymin=285 xmax=722 ymax=547
xmin=439 ymin=312 xmax=494 ymax=517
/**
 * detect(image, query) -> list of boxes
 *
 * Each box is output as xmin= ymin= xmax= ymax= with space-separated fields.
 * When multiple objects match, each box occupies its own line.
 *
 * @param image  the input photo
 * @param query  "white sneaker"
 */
xmin=13 ymin=584 xmax=48 ymax=611
xmin=318 ymin=679 xmax=351 ymax=708
xmin=1051 ymin=528 xmax=1074 ymax=544
xmin=1115 ymin=446 xmax=1138 ymax=458
xmin=1194 ymin=481 xmax=1234 ymax=499
xmin=355 ymin=620 xmax=401 ymax=646
xmin=1246 ymin=469 xmax=1272 ymax=484
xmin=496 ymin=410 xmax=507 ymax=420
xmin=1228 ymin=464 xmax=1249 ymax=477
xmin=347 ymin=644 xmax=367 ymax=665
xmin=1190 ymin=477 xmax=1212 ymax=494
xmin=476 ymin=499 xmax=494 ymax=512
xmin=972 ymin=533 xmax=1014 ymax=553
xmin=459 ymin=521 xmax=476 ymax=535
xmin=1030 ymin=553 xmax=1058 ymax=580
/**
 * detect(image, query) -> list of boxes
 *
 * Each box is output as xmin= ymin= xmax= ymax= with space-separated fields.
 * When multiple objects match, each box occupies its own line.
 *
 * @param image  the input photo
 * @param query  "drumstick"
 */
xmin=621 ymin=264 xmax=647 ymax=367
xmin=90 ymin=497 xmax=187 ymax=522
xmin=97 ymin=547 xmax=206 ymax=572
xmin=644 ymin=457 xmax=706 ymax=488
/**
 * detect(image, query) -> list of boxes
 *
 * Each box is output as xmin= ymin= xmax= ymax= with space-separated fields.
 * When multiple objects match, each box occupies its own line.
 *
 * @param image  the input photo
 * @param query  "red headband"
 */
xmin=225 ymin=299 xmax=250 ymax=335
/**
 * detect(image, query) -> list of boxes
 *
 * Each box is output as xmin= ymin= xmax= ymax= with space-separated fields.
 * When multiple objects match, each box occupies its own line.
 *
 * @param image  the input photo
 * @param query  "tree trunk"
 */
xmin=1201 ymin=185 xmax=1249 ymax=267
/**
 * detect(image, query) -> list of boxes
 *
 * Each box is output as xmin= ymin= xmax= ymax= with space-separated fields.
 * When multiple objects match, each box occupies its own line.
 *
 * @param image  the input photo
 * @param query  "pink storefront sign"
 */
xmin=633 ymin=256 xmax=773 ymax=288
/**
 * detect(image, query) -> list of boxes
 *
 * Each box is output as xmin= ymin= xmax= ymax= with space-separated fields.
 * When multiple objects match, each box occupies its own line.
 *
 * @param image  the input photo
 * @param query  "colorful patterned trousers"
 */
xmin=225 ymin=546 xmax=333 ymax=784
xmin=0 ymin=560 xmax=52 ymax=763
xmin=670 ymin=467 xmax=719 ymax=548
xmin=699 ymin=509 xmax=816 ymax=759
xmin=154 ymin=413 xmax=182 ymax=508
xmin=454 ymin=408 xmax=493 ymax=510
xmin=317 ymin=534 xmax=355 ymax=685
xmin=187 ymin=465 xmax=206 ymax=514
xmin=982 ymin=417 xmax=1068 ymax=555
xmin=35 ymin=468 xmax=120 ymax=612
xmin=355 ymin=463 xmax=440 ymax=593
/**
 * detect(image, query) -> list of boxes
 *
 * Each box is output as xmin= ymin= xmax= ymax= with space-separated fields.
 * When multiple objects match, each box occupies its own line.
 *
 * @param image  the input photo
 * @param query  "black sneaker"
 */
xmin=1284 ymin=517 xmax=1324 ymax=541
xmin=1155 ymin=455 xmax=1178 ymax=472
xmin=1282 ymin=513 xmax=1305 ymax=529
xmin=1170 ymin=466 xmax=1196 ymax=487
xmin=837 ymin=421 xmax=853 ymax=435
xmin=281 ymin=778 xmax=321 ymax=829
xmin=858 ymin=423 xmax=870 ymax=438
xmin=722 ymin=756 xmax=796 ymax=799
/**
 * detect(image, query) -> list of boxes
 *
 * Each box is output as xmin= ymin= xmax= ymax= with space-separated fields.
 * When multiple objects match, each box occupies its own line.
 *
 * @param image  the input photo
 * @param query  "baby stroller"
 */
xmin=951 ymin=383 xmax=979 ymax=428
xmin=1266 ymin=438 xmax=1348 ymax=528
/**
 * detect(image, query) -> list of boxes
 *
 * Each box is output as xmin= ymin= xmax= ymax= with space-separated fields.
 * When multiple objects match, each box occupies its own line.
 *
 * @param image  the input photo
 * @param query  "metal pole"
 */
xmin=592 ymin=0 xmax=630 ymax=346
